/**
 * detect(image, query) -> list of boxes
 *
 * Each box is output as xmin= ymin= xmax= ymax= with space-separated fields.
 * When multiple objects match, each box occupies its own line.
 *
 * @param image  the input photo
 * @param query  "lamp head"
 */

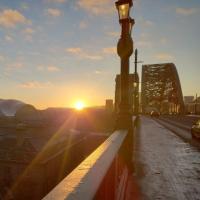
xmin=133 ymin=82 xmax=138 ymax=88
xmin=115 ymin=0 xmax=133 ymax=22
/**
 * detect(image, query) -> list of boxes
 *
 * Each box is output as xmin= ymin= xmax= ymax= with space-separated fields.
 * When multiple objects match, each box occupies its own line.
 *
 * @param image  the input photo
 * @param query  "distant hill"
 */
xmin=0 ymin=99 xmax=106 ymax=118
xmin=0 ymin=99 xmax=25 ymax=116
xmin=0 ymin=109 xmax=5 ymax=117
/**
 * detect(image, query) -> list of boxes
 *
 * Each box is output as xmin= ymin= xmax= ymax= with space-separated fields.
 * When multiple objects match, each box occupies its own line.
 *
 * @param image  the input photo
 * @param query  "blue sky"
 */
xmin=0 ymin=0 xmax=199 ymax=108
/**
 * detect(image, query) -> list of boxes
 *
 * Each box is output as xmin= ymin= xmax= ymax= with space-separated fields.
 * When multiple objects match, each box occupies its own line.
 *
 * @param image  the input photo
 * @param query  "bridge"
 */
xmin=1 ymin=0 xmax=200 ymax=199
xmin=141 ymin=63 xmax=185 ymax=114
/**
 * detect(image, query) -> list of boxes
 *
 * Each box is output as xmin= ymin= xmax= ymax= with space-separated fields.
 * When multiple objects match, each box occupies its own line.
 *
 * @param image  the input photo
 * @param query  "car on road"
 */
xmin=150 ymin=111 xmax=160 ymax=117
xmin=191 ymin=119 xmax=200 ymax=139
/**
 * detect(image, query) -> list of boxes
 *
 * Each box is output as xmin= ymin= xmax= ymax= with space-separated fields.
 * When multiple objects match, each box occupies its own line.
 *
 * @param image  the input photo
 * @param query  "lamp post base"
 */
xmin=115 ymin=111 xmax=134 ymax=172
xmin=115 ymin=112 xmax=132 ymax=130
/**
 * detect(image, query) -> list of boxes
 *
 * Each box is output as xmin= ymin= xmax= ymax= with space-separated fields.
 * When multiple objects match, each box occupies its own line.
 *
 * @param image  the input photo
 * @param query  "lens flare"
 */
xmin=74 ymin=101 xmax=85 ymax=110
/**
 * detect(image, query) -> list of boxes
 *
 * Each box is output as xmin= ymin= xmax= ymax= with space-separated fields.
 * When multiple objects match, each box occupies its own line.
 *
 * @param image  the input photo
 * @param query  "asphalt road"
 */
xmin=160 ymin=115 xmax=200 ymax=127
xmin=135 ymin=116 xmax=200 ymax=200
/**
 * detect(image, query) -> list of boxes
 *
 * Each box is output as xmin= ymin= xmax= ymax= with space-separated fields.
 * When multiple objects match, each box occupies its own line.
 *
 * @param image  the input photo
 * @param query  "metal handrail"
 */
xmin=42 ymin=129 xmax=128 ymax=200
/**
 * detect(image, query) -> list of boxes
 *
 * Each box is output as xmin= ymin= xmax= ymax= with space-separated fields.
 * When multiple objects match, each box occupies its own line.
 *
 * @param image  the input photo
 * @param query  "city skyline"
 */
xmin=0 ymin=0 xmax=200 ymax=109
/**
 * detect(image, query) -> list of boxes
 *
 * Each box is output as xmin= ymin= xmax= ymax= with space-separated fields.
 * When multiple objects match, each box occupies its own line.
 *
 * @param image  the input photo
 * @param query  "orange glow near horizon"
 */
xmin=74 ymin=100 xmax=85 ymax=110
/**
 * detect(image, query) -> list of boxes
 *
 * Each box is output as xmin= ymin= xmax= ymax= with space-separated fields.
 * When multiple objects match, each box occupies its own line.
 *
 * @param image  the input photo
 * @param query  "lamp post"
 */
xmin=134 ymin=49 xmax=139 ymax=115
xmin=195 ymin=93 xmax=197 ymax=115
xmin=115 ymin=0 xmax=134 ymax=129
xmin=133 ymin=79 xmax=139 ymax=115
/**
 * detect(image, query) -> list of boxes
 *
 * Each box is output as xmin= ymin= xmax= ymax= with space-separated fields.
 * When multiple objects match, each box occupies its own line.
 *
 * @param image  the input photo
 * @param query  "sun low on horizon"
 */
xmin=74 ymin=100 xmax=85 ymax=111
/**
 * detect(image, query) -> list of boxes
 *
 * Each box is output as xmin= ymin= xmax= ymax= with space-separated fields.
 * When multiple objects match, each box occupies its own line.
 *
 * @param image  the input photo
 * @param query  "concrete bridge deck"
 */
xmin=134 ymin=116 xmax=200 ymax=200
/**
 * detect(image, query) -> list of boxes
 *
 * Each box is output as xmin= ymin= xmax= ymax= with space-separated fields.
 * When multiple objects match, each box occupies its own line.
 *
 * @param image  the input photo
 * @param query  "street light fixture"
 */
xmin=115 ymin=0 xmax=134 ymax=39
xmin=116 ymin=0 xmax=132 ymax=22
xmin=133 ymin=81 xmax=138 ymax=88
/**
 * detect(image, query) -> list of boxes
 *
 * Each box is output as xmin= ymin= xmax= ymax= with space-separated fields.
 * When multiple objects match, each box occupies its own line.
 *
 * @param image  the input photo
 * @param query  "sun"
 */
xmin=74 ymin=101 xmax=85 ymax=110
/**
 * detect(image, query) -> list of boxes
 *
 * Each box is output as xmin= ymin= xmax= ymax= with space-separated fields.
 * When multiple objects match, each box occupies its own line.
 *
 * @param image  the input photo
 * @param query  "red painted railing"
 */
xmin=42 ymin=117 xmax=137 ymax=200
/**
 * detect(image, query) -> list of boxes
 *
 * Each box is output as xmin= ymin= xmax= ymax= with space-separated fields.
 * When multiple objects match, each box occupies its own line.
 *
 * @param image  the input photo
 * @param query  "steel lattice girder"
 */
xmin=141 ymin=63 xmax=184 ymax=113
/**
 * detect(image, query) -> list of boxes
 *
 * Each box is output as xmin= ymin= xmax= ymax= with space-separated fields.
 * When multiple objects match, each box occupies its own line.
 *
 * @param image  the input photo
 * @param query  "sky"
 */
xmin=0 ymin=0 xmax=199 ymax=109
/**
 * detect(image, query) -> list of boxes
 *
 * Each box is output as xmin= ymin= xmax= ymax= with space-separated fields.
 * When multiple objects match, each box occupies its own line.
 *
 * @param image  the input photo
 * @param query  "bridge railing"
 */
xmin=43 ymin=118 xmax=136 ymax=200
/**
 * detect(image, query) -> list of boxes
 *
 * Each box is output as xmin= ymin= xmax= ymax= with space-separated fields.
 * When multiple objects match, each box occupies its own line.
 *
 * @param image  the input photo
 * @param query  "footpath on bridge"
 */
xmin=132 ymin=116 xmax=200 ymax=200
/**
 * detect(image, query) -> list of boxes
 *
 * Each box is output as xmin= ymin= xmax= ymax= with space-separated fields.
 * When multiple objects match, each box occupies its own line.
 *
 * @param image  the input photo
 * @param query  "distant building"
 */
xmin=184 ymin=96 xmax=194 ymax=104
xmin=184 ymin=95 xmax=200 ymax=114
xmin=105 ymin=99 xmax=113 ymax=112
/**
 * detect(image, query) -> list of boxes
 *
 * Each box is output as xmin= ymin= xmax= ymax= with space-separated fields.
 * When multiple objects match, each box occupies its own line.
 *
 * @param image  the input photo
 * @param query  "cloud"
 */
xmin=154 ymin=53 xmax=174 ymax=61
xmin=77 ymin=0 xmax=114 ymax=15
xmin=137 ymin=18 xmax=155 ymax=29
xmin=0 ymin=55 xmax=5 ymax=62
xmin=22 ymin=28 xmax=35 ymax=42
xmin=37 ymin=65 xmax=45 ymax=71
xmin=21 ymin=3 xmax=29 ymax=10
xmin=37 ymin=65 xmax=61 ymax=72
xmin=160 ymin=37 xmax=168 ymax=45
xmin=46 ymin=8 xmax=62 ymax=17
xmin=47 ymin=65 xmax=60 ymax=72
xmin=6 ymin=62 xmax=24 ymax=70
xmin=23 ymin=28 xmax=35 ymax=34
xmin=176 ymin=8 xmax=197 ymax=16
xmin=0 ymin=9 xmax=30 ymax=28
xmin=83 ymin=55 xmax=102 ymax=60
xmin=94 ymin=70 xmax=102 ymax=74
xmin=103 ymin=47 xmax=116 ymax=54
xmin=136 ymin=40 xmax=152 ymax=48
xmin=106 ymin=31 xmax=120 ymax=38
xmin=66 ymin=48 xmax=82 ymax=54
xmin=143 ymin=20 xmax=154 ymax=26
xmin=18 ymin=81 xmax=52 ymax=89
xmin=135 ymin=32 xmax=152 ymax=48
xmin=5 ymin=35 xmax=14 ymax=42
xmin=45 ymin=0 xmax=66 ymax=3
xmin=79 ymin=20 xmax=88 ymax=29
xmin=24 ymin=35 xmax=33 ymax=42
xmin=139 ymin=33 xmax=149 ymax=39
xmin=66 ymin=47 xmax=102 ymax=60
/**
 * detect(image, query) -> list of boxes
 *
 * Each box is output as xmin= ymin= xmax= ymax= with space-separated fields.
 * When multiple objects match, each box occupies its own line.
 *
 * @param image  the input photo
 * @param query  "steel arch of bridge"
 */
xmin=141 ymin=63 xmax=184 ymax=114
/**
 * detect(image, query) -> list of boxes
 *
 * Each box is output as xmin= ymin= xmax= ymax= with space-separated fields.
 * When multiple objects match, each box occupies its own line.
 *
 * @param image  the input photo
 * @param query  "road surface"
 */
xmin=160 ymin=115 xmax=200 ymax=128
xmin=135 ymin=116 xmax=200 ymax=200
